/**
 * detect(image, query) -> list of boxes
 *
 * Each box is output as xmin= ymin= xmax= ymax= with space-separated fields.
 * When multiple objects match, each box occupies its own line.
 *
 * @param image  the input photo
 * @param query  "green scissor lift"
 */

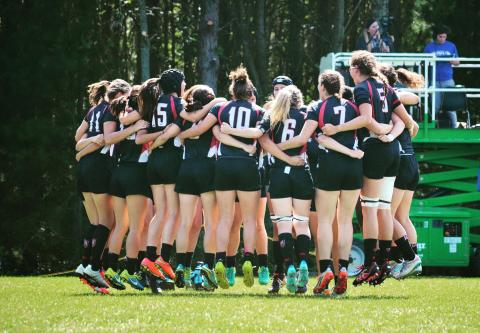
xmin=323 ymin=53 xmax=480 ymax=275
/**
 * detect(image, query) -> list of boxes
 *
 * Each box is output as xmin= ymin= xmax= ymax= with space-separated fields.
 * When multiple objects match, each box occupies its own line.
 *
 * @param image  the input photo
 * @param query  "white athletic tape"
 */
xmin=378 ymin=200 xmax=391 ymax=209
xmin=270 ymin=215 xmax=292 ymax=223
xmin=360 ymin=195 xmax=379 ymax=208
xmin=293 ymin=215 xmax=309 ymax=223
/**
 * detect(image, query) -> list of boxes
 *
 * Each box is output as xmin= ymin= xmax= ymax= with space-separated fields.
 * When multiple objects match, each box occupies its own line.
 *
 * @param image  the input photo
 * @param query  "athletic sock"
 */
xmin=90 ymin=224 xmax=110 ymax=271
xmin=107 ymin=253 xmax=119 ymax=271
xmin=186 ymin=252 xmax=193 ymax=268
xmin=146 ymin=246 xmax=157 ymax=261
xmin=364 ymin=238 xmax=377 ymax=267
xmin=378 ymin=240 xmax=392 ymax=263
xmin=161 ymin=243 xmax=173 ymax=262
xmin=137 ymin=251 xmax=146 ymax=272
xmin=390 ymin=245 xmax=403 ymax=262
xmin=339 ymin=259 xmax=349 ymax=271
xmin=204 ymin=252 xmax=215 ymax=268
xmin=216 ymin=251 xmax=226 ymax=264
xmin=126 ymin=257 xmax=138 ymax=275
xmin=101 ymin=247 xmax=109 ymax=270
xmin=258 ymin=254 xmax=268 ymax=267
xmin=295 ymin=234 xmax=310 ymax=262
xmin=272 ymin=241 xmax=284 ymax=274
xmin=278 ymin=233 xmax=295 ymax=267
xmin=226 ymin=255 xmax=236 ymax=268
xmin=395 ymin=236 xmax=415 ymax=261
xmin=411 ymin=243 xmax=418 ymax=254
xmin=81 ymin=224 xmax=97 ymax=268
xmin=243 ymin=252 xmax=254 ymax=264
xmin=319 ymin=259 xmax=333 ymax=273
xmin=177 ymin=253 xmax=186 ymax=266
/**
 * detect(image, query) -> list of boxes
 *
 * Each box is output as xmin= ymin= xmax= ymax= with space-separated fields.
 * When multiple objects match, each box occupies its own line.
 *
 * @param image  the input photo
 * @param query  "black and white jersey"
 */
xmin=84 ymin=101 xmax=112 ymax=156
xmin=258 ymin=107 xmax=307 ymax=167
xmin=148 ymin=94 xmax=183 ymax=151
xmin=176 ymin=117 xmax=217 ymax=160
xmin=210 ymin=100 xmax=264 ymax=159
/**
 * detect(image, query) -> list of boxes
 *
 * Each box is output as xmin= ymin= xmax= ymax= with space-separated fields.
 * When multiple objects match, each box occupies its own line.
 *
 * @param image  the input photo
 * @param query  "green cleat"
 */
xmin=200 ymin=264 xmax=218 ymax=289
xmin=286 ymin=265 xmax=297 ymax=293
xmin=242 ymin=260 xmax=254 ymax=287
xmin=120 ymin=270 xmax=145 ymax=291
xmin=258 ymin=266 xmax=270 ymax=285
xmin=214 ymin=261 xmax=229 ymax=289
xmin=104 ymin=268 xmax=126 ymax=290
xmin=226 ymin=267 xmax=236 ymax=287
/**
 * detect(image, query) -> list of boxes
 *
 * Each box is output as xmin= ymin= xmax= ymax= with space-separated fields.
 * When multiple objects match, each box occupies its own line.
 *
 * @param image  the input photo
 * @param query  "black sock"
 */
xmin=226 ymin=255 xmax=236 ymax=268
xmin=295 ymin=234 xmax=310 ymax=262
xmin=204 ymin=253 xmax=215 ymax=268
xmin=161 ymin=243 xmax=173 ymax=262
xmin=319 ymin=259 xmax=332 ymax=273
xmin=216 ymin=251 xmax=226 ymax=264
xmin=91 ymin=224 xmax=110 ymax=271
xmin=364 ymin=238 xmax=377 ymax=267
xmin=138 ymin=250 xmax=146 ymax=262
xmin=177 ymin=252 xmax=186 ymax=266
xmin=258 ymin=254 xmax=268 ymax=267
xmin=100 ymin=247 xmax=109 ymax=270
xmin=81 ymin=224 xmax=97 ymax=268
xmin=107 ymin=253 xmax=119 ymax=271
xmin=244 ymin=252 xmax=254 ymax=264
xmin=146 ymin=246 xmax=157 ymax=261
xmin=395 ymin=236 xmax=415 ymax=261
xmin=390 ymin=246 xmax=403 ymax=262
xmin=278 ymin=233 xmax=295 ymax=267
xmin=126 ymin=257 xmax=138 ymax=275
xmin=339 ymin=259 xmax=349 ymax=271
xmin=272 ymin=241 xmax=284 ymax=274
xmin=411 ymin=243 xmax=418 ymax=254
xmin=186 ymin=252 xmax=193 ymax=268
xmin=378 ymin=240 xmax=391 ymax=263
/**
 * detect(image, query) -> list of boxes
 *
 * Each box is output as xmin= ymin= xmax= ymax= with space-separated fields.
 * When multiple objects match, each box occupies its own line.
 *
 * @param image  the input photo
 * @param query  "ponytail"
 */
xmin=87 ymin=80 xmax=110 ymax=106
xmin=138 ymin=78 xmax=160 ymax=121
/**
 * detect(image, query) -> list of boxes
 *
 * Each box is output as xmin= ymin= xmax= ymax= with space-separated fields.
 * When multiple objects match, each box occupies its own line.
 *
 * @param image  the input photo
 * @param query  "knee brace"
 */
xmin=292 ymin=215 xmax=309 ymax=223
xmin=378 ymin=177 xmax=396 ymax=209
xmin=270 ymin=215 xmax=292 ymax=223
xmin=360 ymin=195 xmax=379 ymax=208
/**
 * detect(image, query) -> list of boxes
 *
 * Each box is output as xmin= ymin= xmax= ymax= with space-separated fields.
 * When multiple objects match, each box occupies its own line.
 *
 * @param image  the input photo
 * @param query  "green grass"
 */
xmin=1 ymin=276 xmax=479 ymax=332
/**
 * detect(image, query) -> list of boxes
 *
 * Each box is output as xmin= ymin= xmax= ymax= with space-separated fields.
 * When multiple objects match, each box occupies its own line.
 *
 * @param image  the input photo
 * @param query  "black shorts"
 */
xmin=394 ymin=154 xmax=419 ymax=191
xmin=147 ymin=148 xmax=182 ymax=185
xmin=315 ymin=152 xmax=363 ymax=191
xmin=362 ymin=140 xmax=400 ymax=180
xmin=215 ymin=157 xmax=260 ymax=191
xmin=175 ymin=158 xmax=215 ymax=195
xmin=269 ymin=166 xmax=314 ymax=200
xmin=77 ymin=153 xmax=113 ymax=194
xmin=109 ymin=163 xmax=151 ymax=198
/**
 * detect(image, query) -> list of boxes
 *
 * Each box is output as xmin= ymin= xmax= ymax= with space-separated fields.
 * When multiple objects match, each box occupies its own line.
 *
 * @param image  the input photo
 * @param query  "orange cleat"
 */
xmin=154 ymin=256 xmax=175 ymax=280
xmin=141 ymin=257 xmax=166 ymax=279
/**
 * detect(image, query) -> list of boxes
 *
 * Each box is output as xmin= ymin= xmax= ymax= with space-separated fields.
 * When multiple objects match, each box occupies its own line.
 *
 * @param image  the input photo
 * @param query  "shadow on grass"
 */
xmin=70 ymin=291 xmax=409 ymax=300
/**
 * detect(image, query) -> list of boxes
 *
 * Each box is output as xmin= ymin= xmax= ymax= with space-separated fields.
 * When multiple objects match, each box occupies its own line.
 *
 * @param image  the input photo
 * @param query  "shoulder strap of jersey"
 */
xmin=217 ymin=101 xmax=231 ymax=125
xmin=170 ymin=95 xmax=178 ymax=120
xmin=318 ymin=100 xmax=328 ymax=128
xmin=344 ymin=99 xmax=360 ymax=116
xmin=365 ymin=80 xmax=376 ymax=119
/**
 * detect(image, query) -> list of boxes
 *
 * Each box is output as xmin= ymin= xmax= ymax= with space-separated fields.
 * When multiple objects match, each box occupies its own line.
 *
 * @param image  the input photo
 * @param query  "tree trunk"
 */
xmin=138 ymin=0 xmax=150 ymax=81
xmin=373 ymin=0 xmax=389 ymax=20
xmin=332 ymin=0 xmax=345 ymax=52
xmin=255 ymin=0 xmax=267 ymax=102
xmin=199 ymin=0 xmax=219 ymax=93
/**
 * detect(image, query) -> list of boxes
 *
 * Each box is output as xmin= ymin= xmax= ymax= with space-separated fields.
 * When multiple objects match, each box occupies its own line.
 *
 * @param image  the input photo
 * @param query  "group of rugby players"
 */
xmin=74 ymin=50 xmax=423 ymax=296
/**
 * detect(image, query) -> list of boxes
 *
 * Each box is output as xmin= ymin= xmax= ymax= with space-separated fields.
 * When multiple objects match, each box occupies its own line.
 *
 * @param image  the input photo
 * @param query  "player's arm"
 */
xmin=76 ymin=142 xmax=102 ymax=161
xmin=220 ymin=123 xmax=263 ymax=138
xmin=119 ymin=110 xmax=141 ymax=125
xmin=259 ymin=134 xmax=305 ymax=166
xmin=136 ymin=127 xmax=164 ymax=145
xmin=393 ymin=104 xmax=418 ymax=138
xmin=316 ymin=135 xmax=364 ymax=159
xmin=180 ymin=98 xmax=227 ymax=123
xmin=75 ymin=133 xmax=99 ymax=151
xmin=378 ymin=113 xmax=406 ymax=143
xmin=276 ymin=120 xmax=317 ymax=151
xmin=396 ymin=91 xmax=420 ymax=106
xmin=212 ymin=125 xmax=256 ymax=155
xmin=151 ymin=123 xmax=182 ymax=150
xmin=104 ymin=119 xmax=149 ymax=145
xmin=75 ymin=120 xmax=89 ymax=143
xmin=179 ymin=113 xmax=217 ymax=140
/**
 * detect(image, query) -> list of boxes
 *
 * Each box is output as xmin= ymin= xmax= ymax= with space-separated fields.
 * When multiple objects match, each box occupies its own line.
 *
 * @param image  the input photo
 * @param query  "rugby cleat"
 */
xmin=313 ymin=268 xmax=334 ymax=296
xmin=104 ymin=268 xmax=126 ymax=290
xmin=154 ymin=256 xmax=175 ymax=280
xmin=353 ymin=262 xmax=379 ymax=287
xmin=370 ymin=261 xmax=392 ymax=286
xmin=140 ymin=257 xmax=166 ymax=280
xmin=200 ymin=264 xmax=218 ymax=289
xmin=295 ymin=285 xmax=308 ymax=294
xmin=184 ymin=267 xmax=192 ymax=288
xmin=268 ymin=273 xmax=284 ymax=294
xmin=392 ymin=255 xmax=422 ymax=280
xmin=83 ymin=264 xmax=109 ymax=289
xmin=175 ymin=264 xmax=185 ymax=288
xmin=332 ymin=267 xmax=348 ymax=297
xmin=286 ymin=265 xmax=297 ymax=293
xmin=120 ymin=270 xmax=145 ymax=291
xmin=214 ymin=261 xmax=229 ymax=289
xmin=297 ymin=260 xmax=309 ymax=289
xmin=258 ymin=266 xmax=270 ymax=285
xmin=226 ymin=267 xmax=236 ymax=287
xmin=242 ymin=260 xmax=254 ymax=287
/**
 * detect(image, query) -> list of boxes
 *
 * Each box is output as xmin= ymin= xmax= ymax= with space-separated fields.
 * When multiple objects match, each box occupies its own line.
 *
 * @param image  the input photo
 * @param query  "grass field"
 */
xmin=1 ymin=276 xmax=479 ymax=332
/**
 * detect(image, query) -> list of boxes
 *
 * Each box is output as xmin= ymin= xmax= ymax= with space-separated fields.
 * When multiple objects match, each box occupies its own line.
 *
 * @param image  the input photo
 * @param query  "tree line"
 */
xmin=1 ymin=0 xmax=479 ymax=274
